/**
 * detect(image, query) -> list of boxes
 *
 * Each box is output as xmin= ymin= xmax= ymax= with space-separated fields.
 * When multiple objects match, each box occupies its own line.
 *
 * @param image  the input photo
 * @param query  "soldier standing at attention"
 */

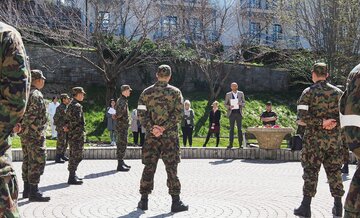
xmin=137 ymin=65 xmax=188 ymax=213
xmin=294 ymin=63 xmax=344 ymax=217
xmin=65 ymin=87 xmax=86 ymax=185
xmin=115 ymin=85 xmax=132 ymax=172
xmin=54 ymin=93 xmax=71 ymax=163
xmin=340 ymin=63 xmax=360 ymax=218
xmin=20 ymin=69 xmax=50 ymax=202
xmin=0 ymin=21 xmax=30 ymax=217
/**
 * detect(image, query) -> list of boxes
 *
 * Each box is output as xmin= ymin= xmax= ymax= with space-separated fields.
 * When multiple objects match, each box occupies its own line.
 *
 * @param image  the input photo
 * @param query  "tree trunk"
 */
xmin=105 ymin=80 xmax=117 ymax=105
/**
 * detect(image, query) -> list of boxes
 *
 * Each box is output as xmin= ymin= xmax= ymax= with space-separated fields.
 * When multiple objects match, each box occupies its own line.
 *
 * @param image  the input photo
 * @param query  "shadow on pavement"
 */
xmin=84 ymin=170 xmax=117 ymax=180
xmin=209 ymin=159 xmax=235 ymax=165
xmin=342 ymin=174 xmax=351 ymax=182
xmin=18 ymin=199 xmax=32 ymax=207
xmin=241 ymin=159 xmax=287 ymax=164
xmin=147 ymin=212 xmax=174 ymax=218
xmin=117 ymin=208 xmax=145 ymax=218
xmin=40 ymin=182 xmax=69 ymax=192
xmin=45 ymin=162 xmax=59 ymax=166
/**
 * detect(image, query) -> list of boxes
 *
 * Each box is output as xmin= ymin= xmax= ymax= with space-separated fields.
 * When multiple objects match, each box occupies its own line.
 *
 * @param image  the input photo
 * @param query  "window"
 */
xmin=189 ymin=18 xmax=202 ymax=40
xmin=162 ymin=16 xmax=177 ymax=36
xmin=250 ymin=22 xmax=261 ymax=42
xmin=272 ymin=24 xmax=282 ymax=41
xmin=250 ymin=0 xmax=261 ymax=9
xmin=99 ymin=11 xmax=110 ymax=32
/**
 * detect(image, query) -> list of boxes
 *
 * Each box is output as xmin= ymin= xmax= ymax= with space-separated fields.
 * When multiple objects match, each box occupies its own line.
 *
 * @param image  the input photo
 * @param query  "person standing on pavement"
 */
xmin=225 ymin=82 xmax=245 ymax=149
xmin=106 ymin=99 xmax=117 ymax=146
xmin=54 ymin=93 xmax=71 ymax=163
xmin=0 ymin=21 xmax=31 ymax=217
xmin=339 ymin=63 xmax=360 ymax=218
xmin=65 ymin=87 xmax=86 ymax=185
xmin=115 ymin=85 xmax=132 ymax=172
xmin=130 ymin=109 xmax=145 ymax=146
xmin=48 ymin=96 xmax=59 ymax=139
xmin=181 ymin=100 xmax=194 ymax=147
xmin=294 ymin=63 xmax=344 ymax=217
xmin=137 ymin=64 xmax=188 ymax=213
xmin=20 ymin=69 xmax=50 ymax=202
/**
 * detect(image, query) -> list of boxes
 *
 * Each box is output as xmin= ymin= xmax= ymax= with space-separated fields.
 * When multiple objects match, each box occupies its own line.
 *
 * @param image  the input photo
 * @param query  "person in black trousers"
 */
xmin=203 ymin=101 xmax=221 ymax=147
xmin=181 ymin=100 xmax=195 ymax=147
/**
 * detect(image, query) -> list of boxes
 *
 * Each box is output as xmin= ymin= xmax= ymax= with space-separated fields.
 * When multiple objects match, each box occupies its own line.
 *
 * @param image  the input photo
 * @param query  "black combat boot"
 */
xmin=171 ymin=195 xmax=189 ymax=213
xmin=55 ymin=154 xmax=65 ymax=163
xmin=332 ymin=197 xmax=343 ymax=217
xmin=22 ymin=182 xmax=30 ymax=198
xmin=29 ymin=184 xmax=50 ymax=202
xmin=61 ymin=154 xmax=69 ymax=161
xmin=68 ymin=172 xmax=83 ymax=185
xmin=137 ymin=194 xmax=148 ymax=211
xmin=294 ymin=196 xmax=311 ymax=217
xmin=123 ymin=161 xmax=131 ymax=169
xmin=117 ymin=160 xmax=129 ymax=172
xmin=341 ymin=163 xmax=349 ymax=174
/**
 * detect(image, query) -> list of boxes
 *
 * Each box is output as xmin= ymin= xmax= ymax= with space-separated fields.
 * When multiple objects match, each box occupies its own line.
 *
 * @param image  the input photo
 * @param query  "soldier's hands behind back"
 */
xmin=322 ymin=119 xmax=337 ymax=130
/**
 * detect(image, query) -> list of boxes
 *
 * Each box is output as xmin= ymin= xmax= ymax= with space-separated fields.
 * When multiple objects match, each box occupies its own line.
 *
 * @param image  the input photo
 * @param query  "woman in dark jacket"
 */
xmin=203 ymin=101 xmax=221 ymax=147
xmin=106 ymin=99 xmax=117 ymax=145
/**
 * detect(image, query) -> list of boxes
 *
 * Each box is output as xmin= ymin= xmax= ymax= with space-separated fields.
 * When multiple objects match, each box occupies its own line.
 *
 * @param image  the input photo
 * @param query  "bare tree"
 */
xmin=0 ymin=0 xmax=163 ymax=103
xmin=283 ymin=0 xmax=360 ymax=82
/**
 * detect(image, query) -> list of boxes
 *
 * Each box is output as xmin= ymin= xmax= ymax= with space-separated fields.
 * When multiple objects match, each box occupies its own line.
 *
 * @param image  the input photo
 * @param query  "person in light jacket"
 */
xmin=181 ymin=100 xmax=194 ymax=147
xmin=131 ymin=109 xmax=145 ymax=146
xmin=106 ymin=99 xmax=117 ymax=145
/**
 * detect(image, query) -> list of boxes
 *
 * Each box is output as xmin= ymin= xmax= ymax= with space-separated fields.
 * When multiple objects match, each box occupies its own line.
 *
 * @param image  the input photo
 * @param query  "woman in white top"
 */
xmin=181 ymin=100 xmax=195 ymax=147
xmin=48 ymin=96 xmax=60 ymax=139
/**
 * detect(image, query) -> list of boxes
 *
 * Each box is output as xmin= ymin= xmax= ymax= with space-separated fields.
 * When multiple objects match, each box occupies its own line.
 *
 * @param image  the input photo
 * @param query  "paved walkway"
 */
xmin=14 ymin=159 xmax=353 ymax=218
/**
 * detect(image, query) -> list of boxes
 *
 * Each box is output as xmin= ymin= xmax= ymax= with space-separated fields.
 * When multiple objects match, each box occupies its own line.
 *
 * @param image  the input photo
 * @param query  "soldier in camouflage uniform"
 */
xmin=340 ymin=63 xmax=360 ymax=218
xmin=54 ymin=93 xmax=71 ymax=163
xmin=20 ymin=70 xmax=50 ymax=202
xmin=65 ymin=87 xmax=86 ymax=185
xmin=0 ymin=21 xmax=30 ymax=218
xmin=115 ymin=85 xmax=132 ymax=172
xmin=137 ymin=65 xmax=188 ymax=213
xmin=294 ymin=63 xmax=344 ymax=217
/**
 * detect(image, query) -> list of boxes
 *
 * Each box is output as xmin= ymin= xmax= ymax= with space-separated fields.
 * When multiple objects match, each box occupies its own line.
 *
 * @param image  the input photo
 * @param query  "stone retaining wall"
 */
xmin=11 ymin=147 xmax=357 ymax=162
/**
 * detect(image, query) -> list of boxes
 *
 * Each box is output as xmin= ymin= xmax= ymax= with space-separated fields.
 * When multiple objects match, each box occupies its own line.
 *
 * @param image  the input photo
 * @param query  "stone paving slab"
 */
xmin=14 ymin=159 xmax=354 ymax=218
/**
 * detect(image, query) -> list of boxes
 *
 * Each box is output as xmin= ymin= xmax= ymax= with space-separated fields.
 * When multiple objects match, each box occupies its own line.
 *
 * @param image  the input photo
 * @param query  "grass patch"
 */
xmin=10 ymin=85 xmax=300 ymax=148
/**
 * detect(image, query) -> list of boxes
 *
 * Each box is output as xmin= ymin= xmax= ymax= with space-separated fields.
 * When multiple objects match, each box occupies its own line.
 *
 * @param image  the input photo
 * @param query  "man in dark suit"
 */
xmin=224 ymin=82 xmax=245 ymax=149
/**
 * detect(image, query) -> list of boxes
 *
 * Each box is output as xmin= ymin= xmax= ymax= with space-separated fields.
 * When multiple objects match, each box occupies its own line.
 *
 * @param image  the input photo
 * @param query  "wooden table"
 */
xmin=247 ymin=127 xmax=294 ymax=149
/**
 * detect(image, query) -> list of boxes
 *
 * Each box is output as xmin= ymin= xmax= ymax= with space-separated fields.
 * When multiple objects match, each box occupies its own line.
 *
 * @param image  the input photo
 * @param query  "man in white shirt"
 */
xmin=48 ymin=96 xmax=60 ymax=139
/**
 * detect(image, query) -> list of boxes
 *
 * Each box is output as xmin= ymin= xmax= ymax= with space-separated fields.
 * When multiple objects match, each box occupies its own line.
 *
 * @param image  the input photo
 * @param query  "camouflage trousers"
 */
xmin=342 ymin=143 xmax=350 ymax=163
xmin=56 ymin=130 xmax=68 ymax=156
xmin=21 ymin=136 xmax=47 ymax=184
xmin=344 ymin=167 xmax=360 ymax=217
xmin=140 ymin=135 xmax=181 ymax=195
xmin=116 ymin=126 xmax=128 ymax=160
xmin=301 ymin=133 xmax=344 ymax=197
xmin=67 ymin=133 xmax=84 ymax=173
xmin=0 ymin=175 xmax=19 ymax=218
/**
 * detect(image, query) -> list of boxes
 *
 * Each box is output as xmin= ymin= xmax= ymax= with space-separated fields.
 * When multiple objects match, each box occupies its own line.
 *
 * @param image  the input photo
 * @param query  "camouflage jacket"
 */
xmin=297 ymin=80 xmax=343 ymax=135
xmin=0 ymin=22 xmax=30 ymax=176
xmin=137 ymin=81 xmax=183 ymax=138
xmin=115 ymin=95 xmax=129 ymax=129
xmin=339 ymin=64 xmax=360 ymax=151
xmin=66 ymin=99 xmax=85 ymax=135
xmin=20 ymin=87 xmax=47 ymax=138
xmin=53 ymin=103 xmax=67 ymax=131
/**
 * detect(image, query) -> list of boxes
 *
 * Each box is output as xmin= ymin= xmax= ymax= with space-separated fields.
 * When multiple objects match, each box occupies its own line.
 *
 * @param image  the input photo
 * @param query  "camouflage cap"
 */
xmin=72 ymin=87 xmax=86 ymax=95
xmin=157 ymin=64 xmax=172 ymax=77
xmin=60 ymin=93 xmax=70 ymax=99
xmin=31 ymin=69 xmax=46 ymax=80
xmin=121 ymin=84 xmax=132 ymax=92
xmin=266 ymin=101 xmax=272 ymax=105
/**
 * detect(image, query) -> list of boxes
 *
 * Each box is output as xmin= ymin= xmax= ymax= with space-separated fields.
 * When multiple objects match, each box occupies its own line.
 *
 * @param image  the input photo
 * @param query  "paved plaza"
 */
xmin=14 ymin=159 xmax=354 ymax=218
